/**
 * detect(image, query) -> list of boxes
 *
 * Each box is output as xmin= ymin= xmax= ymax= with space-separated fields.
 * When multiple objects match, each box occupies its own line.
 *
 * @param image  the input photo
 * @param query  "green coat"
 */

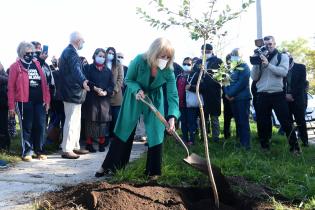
xmin=114 ymin=54 xmax=180 ymax=147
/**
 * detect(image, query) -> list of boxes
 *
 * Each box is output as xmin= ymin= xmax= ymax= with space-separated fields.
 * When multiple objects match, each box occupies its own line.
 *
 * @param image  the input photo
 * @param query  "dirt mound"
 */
xmin=40 ymin=180 xmax=265 ymax=210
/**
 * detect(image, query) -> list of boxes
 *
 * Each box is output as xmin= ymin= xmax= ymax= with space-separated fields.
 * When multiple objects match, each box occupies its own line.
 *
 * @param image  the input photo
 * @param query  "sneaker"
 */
xmin=36 ymin=154 xmax=47 ymax=160
xmin=22 ymin=155 xmax=32 ymax=162
xmin=85 ymin=144 xmax=97 ymax=153
xmin=0 ymin=160 xmax=8 ymax=169
xmin=99 ymin=143 xmax=106 ymax=152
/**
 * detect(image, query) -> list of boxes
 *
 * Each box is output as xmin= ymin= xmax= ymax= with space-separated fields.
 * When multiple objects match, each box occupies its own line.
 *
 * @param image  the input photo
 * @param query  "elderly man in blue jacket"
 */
xmin=59 ymin=31 xmax=90 ymax=159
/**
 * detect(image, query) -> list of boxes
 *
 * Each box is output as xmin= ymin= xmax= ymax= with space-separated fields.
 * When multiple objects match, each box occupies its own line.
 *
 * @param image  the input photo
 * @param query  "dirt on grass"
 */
xmin=39 ymin=175 xmax=283 ymax=210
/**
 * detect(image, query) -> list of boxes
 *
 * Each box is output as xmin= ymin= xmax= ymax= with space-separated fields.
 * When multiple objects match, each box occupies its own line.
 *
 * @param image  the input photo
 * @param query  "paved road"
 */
xmin=0 ymin=142 xmax=147 ymax=210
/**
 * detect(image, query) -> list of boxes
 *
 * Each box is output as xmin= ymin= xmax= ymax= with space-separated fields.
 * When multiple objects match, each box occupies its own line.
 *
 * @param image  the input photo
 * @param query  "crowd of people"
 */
xmin=0 ymin=32 xmax=309 ymax=178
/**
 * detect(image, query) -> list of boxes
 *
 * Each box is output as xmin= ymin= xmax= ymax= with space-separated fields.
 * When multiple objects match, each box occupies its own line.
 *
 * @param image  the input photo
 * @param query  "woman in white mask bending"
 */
xmin=96 ymin=37 xmax=180 ymax=180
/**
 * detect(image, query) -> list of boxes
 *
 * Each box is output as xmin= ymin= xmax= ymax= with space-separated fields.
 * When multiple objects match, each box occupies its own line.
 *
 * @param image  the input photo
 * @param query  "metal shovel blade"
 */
xmin=183 ymin=153 xmax=208 ymax=174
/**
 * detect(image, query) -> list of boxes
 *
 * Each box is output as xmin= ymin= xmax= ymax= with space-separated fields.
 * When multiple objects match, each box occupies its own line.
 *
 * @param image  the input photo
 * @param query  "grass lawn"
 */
xmin=1 ymin=118 xmax=314 ymax=209
xmin=112 ymin=120 xmax=315 ymax=209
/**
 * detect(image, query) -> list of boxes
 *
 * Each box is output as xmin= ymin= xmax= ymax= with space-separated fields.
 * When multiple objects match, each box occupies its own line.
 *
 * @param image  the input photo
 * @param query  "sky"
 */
xmin=0 ymin=0 xmax=314 ymax=69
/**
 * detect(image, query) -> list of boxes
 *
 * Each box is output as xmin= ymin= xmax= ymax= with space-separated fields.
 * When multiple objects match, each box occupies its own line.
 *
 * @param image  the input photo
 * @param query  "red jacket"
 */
xmin=7 ymin=59 xmax=50 ymax=110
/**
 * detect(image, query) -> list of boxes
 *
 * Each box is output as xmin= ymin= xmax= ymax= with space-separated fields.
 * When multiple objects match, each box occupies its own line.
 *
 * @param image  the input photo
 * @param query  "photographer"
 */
xmin=250 ymin=36 xmax=299 ymax=153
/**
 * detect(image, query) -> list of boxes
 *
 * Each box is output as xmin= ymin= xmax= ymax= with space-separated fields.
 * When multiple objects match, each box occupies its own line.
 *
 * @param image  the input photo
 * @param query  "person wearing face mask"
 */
xmin=50 ymin=56 xmax=59 ymax=71
xmin=224 ymin=48 xmax=251 ymax=149
xmin=7 ymin=42 xmax=50 ymax=161
xmin=82 ymin=48 xmax=114 ymax=153
xmin=59 ymin=31 xmax=91 ymax=159
xmin=105 ymin=47 xmax=124 ymax=143
xmin=191 ymin=43 xmax=223 ymax=142
xmin=95 ymin=37 xmax=179 ymax=179
xmin=176 ymin=57 xmax=198 ymax=145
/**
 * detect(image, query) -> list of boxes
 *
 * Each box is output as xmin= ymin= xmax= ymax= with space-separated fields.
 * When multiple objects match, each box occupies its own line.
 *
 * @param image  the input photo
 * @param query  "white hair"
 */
xmin=70 ymin=31 xmax=82 ymax=44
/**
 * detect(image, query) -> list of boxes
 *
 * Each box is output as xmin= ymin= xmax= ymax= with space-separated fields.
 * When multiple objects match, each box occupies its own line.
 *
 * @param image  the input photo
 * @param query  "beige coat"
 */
xmin=110 ymin=64 xmax=123 ymax=106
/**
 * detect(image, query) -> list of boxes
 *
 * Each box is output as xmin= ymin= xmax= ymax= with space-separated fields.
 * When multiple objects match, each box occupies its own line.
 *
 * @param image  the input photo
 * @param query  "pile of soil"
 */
xmin=40 ymin=177 xmax=278 ymax=210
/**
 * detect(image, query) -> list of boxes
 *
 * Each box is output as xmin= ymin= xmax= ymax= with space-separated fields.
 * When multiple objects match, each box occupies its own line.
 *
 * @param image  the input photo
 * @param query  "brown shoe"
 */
xmin=73 ymin=149 xmax=89 ymax=155
xmin=61 ymin=152 xmax=80 ymax=159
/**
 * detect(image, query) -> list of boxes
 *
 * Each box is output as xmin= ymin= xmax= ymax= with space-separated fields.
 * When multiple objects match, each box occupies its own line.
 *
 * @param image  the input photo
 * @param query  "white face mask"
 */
xmin=182 ymin=65 xmax=191 ymax=71
xmin=107 ymin=54 xmax=114 ymax=61
xmin=206 ymin=53 xmax=212 ymax=59
xmin=157 ymin=58 xmax=168 ymax=70
xmin=78 ymin=40 xmax=84 ymax=50
xmin=117 ymin=58 xmax=124 ymax=64
xmin=230 ymin=56 xmax=240 ymax=62
xmin=95 ymin=56 xmax=105 ymax=65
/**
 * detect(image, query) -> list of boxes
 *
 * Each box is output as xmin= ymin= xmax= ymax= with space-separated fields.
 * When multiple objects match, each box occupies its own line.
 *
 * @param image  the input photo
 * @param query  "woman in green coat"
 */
xmin=95 ymin=37 xmax=180 ymax=178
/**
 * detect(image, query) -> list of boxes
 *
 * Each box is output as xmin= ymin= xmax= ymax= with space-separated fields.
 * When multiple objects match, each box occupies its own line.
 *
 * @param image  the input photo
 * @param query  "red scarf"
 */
xmin=95 ymin=63 xmax=104 ymax=71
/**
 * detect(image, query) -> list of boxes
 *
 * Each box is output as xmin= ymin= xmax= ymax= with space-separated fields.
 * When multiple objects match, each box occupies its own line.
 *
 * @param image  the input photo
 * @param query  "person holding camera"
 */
xmin=250 ymin=36 xmax=299 ymax=153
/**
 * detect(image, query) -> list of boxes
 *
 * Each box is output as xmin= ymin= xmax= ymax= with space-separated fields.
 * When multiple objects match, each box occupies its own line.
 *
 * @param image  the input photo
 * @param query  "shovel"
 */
xmin=139 ymin=96 xmax=208 ymax=172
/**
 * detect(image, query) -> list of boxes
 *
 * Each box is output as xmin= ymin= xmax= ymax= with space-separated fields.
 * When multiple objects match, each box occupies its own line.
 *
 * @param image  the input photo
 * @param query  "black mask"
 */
xmin=35 ymin=51 xmax=41 ymax=58
xmin=23 ymin=52 xmax=33 ymax=63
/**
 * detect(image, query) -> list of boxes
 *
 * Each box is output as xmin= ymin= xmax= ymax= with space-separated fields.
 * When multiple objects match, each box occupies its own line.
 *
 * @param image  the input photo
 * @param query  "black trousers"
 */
xmin=101 ymin=128 xmax=163 ymax=176
xmin=223 ymin=97 xmax=233 ymax=139
xmin=256 ymin=92 xmax=298 ymax=149
xmin=0 ymin=108 xmax=10 ymax=150
xmin=288 ymin=97 xmax=308 ymax=145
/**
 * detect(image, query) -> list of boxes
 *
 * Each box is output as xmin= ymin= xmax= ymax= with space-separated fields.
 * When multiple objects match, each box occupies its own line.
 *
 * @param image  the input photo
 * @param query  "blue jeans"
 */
xmin=179 ymin=107 xmax=198 ymax=143
xmin=17 ymin=101 xmax=46 ymax=156
xmin=231 ymin=100 xmax=251 ymax=149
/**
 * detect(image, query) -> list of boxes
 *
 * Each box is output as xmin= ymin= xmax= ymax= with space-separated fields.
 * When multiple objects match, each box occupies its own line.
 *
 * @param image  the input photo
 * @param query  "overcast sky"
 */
xmin=0 ymin=0 xmax=314 ymax=68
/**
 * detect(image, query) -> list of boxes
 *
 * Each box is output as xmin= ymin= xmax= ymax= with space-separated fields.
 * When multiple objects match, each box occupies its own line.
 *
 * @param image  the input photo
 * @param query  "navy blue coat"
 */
xmin=59 ymin=44 xmax=87 ymax=104
xmin=224 ymin=63 xmax=251 ymax=101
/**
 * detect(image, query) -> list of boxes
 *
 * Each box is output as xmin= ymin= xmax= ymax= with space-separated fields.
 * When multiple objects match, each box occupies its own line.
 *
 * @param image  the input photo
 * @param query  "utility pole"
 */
xmin=256 ymin=0 xmax=262 ymax=39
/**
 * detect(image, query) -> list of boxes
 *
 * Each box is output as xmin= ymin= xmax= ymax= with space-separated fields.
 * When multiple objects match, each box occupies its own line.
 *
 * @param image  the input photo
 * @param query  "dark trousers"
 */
xmin=17 ymin=101 xmax=46 ymax=156
xmin=223 ymin=97 xmax=233 ymax=139
xmin=288 ymin=98 xmax=308 ymax=145
xmin=109 ymin=106 xmax=121 ymax=138
xmin=179 ymin=107 xmax=198 ymax=143
xmin=231 ymin=100 xmax=251 ymax=149
xmin=0 ymin=108 xmax=10 ymax=150
xmin=256 ymin=92 xmax=298 ymax=149
xmin=102 ymin=128 xmax=162 ymax=176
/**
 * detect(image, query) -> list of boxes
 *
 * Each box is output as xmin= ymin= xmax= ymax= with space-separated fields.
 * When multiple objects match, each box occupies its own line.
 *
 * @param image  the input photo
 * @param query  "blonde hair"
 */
xmin=17 ymin=41 xmax=34 ymax=58
xmin=144 ymin=37 xmax=175 ymax=69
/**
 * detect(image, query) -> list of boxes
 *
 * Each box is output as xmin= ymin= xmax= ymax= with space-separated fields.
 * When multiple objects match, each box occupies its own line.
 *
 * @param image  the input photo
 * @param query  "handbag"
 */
xmin=185 ymin=73 xmax=204 ymax=108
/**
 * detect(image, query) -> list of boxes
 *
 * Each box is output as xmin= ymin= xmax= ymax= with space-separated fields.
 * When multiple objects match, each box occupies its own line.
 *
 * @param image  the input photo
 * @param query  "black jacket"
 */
xmin=286 ymin=63 xmax=307 ymax=102
xmin=190 ymin=56 xmax=222 ymax=116
xmin=59 ymin=44 xmax=87 ymax=104
xmin=82 ymin=64 xmax=114 ymax=122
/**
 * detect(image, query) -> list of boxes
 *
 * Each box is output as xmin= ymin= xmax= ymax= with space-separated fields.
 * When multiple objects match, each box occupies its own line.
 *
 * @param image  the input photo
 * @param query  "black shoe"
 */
xmin=85 ymin=144 xmax=96 ymax=153
xmin=99 ymin=143 xmax=105 ymax=152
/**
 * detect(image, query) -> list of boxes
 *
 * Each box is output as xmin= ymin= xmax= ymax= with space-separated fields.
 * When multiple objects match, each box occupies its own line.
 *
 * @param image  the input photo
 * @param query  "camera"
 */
xmin=249 ymin=39 xmax=269 ymax=65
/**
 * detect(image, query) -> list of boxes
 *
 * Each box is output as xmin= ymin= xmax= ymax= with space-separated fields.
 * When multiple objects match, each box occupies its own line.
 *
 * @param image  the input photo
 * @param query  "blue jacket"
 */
xmin=59 ymin=44 xmax=87 ymax=104
xmin=224 ymin=63 xmax=251 ymax=101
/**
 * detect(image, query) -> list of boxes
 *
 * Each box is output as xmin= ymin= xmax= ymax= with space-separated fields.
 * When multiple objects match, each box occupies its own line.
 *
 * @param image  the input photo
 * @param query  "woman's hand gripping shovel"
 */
xmin=139 ymin=96 xmax=208 ymax=173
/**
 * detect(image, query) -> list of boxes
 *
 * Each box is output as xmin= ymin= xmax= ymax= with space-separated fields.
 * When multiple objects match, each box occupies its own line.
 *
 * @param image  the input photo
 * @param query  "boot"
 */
xmin=85 ymin=144 xmax=96 ymax=153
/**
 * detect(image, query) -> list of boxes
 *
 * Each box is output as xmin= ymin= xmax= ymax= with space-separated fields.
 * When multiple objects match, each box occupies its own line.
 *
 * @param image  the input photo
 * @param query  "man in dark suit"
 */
xmin=286 ymin=55 xmax=308 ymax=146
xmin=190 ymin=44 xmax=223 ymax=141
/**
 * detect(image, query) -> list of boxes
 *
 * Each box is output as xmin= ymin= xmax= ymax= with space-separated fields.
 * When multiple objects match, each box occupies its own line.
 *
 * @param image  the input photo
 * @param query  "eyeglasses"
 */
xmin=25 ymin=52 xmax=33 ymax=56
xmin=183 ymin=63 xmax=191 ymax=66
xmin=117 ymin=56 xmax=124 ymax=59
